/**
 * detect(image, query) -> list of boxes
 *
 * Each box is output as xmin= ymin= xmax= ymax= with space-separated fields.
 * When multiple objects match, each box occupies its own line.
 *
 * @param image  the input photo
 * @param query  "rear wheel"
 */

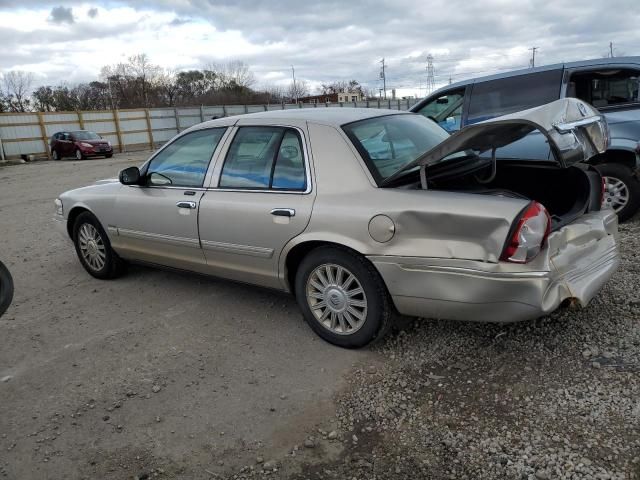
xmin=0 ymin=261 xmax=14 ymax=317
xmin=294 ymin=246 xmax=393 ymax=348
xmin=596 ymin=163 xmax=640 ymax=222
xmin=75 ymin=149 xmax=85 ymax=160
xmin=73 ymin=212 xmax=125 ymax=279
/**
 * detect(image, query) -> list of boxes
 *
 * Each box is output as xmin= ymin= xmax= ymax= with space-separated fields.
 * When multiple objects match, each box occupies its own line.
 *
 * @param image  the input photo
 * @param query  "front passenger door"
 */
xmin=110 ymin=128 xmax=227 ymax=271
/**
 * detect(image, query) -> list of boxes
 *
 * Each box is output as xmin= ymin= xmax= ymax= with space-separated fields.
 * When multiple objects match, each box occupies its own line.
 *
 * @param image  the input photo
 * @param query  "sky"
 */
xmin=0 ymin=0 xmax=639 ymax=98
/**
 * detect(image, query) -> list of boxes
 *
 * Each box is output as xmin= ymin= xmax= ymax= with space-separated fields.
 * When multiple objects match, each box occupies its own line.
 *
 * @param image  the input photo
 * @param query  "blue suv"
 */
xmin=411 ymin=57 xmax=640 ymax=221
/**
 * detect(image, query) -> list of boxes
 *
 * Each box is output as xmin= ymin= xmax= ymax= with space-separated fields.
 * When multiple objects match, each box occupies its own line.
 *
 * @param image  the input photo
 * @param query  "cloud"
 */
xmin=87 ymin=7 xmax=98 ymax=18
xmin=1 ymin=0 xmax=639 ymax=96
xmin=48 ymin=5 xmax=74 ymax=24
xmin=169 ymin=17 xmax=190 ymax=26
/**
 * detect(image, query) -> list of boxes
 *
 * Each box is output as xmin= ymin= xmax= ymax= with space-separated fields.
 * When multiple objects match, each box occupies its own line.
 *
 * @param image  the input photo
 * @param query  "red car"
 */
xmin=50 ymin=130 xmax=113 ymax=160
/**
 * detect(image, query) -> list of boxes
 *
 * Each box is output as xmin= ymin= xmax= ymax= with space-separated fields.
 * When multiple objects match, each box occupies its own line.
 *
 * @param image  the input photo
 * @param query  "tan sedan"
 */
xmin=54 ymin=98 xmax=619 ymax=347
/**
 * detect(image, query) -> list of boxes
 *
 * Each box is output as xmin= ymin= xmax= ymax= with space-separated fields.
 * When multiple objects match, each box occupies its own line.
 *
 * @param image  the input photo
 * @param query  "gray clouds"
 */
xmin=48 ymin=5 xmax=74 ymax=24
xmin=87 ymin=7 xmax=98 ymax=18
xmin=1 ymin=0 xmax=639 ymax=94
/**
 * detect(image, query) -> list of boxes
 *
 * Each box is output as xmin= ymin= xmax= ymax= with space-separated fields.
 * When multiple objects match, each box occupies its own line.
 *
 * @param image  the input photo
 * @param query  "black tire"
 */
xmin=595 ymin=163 xmax=640 ymax=223
xmin=72 ymin=212 xmax=126 ymax=279
xmin=0 ymin=261 xmax=14 ymax=318
xmin=51 ymin=149 xmax=60 ymax=161
xmin=75 ymin=148 xmax=86 ymax=160
xmin=105 ymin=153 xmax=113 ymax=158
xmin=294 ymin=246 xmax=393 ymax=348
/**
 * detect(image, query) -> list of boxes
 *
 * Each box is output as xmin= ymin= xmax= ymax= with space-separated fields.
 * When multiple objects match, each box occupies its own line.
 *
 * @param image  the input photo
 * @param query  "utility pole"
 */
xmin=291 ymin=65 xmax=298 ymax=104
xmin=379 ymin=58 xmax=386 ymax=99
xmin=609 ymin=41 xmax=614 ymax=58
xmin=426 ymin=54 xmax=435 ymax=94
xmin=529 ymin=47 xmax=538 ymax=68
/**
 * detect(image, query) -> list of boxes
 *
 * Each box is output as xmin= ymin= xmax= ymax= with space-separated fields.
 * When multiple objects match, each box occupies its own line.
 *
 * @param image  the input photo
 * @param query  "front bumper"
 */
xmin=370 ymin=210 xmax=620 ymax=323
xmin=53 ymin=214 xmax=70 ymax=240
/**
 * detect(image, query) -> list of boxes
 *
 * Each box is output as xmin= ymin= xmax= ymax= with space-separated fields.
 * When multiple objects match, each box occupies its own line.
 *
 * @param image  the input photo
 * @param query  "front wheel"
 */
xmin=75 ymin=149 xmax=85 ymax=160
xmin=51 ymin=149 xmax=60 ymax=161
xmin=596 ymin=163 xmax=640 ymax=222
xmin=0 ymin=261 xmax=14 ymax=317
xmin=294 ymin=246 xmax=393 ymax=348
xmin=73 ymin=212 xmax=126 ymax=279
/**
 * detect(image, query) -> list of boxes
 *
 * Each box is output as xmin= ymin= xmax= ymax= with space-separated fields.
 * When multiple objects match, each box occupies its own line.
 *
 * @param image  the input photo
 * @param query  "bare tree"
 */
xmin=128 ymin=53 xmax=160 ymax=107
xmin=155 ymin=69 xmax=179 ymax=106
xmin=287 ymin=79 xmax=309 ymax=102
xmin=208 ymin=61 xmax=255 ymax=89
xmin=2 ymin=71 xmax=34 ymax=112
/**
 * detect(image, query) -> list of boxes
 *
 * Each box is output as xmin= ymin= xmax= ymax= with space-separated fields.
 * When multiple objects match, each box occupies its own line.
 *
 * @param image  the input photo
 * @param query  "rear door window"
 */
xmin=568 ymin=68 xmax=640 ymax=109
xmin=467 ymin=69 xmax=563 ymax=123
xmin=414 ymin=89 xmax=465 ymax=132
xmin=219 ymin=127 xmax=307 ymax=191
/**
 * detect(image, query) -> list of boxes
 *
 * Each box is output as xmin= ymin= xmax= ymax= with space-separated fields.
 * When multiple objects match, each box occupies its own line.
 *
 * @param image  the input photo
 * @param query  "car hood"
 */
xmin=381 ymin=98 xmax=609 ymax=186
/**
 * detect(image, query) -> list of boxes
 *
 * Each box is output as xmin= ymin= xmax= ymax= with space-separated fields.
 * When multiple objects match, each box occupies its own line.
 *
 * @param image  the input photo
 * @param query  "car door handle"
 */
xmin=176 ymin=201 xmax=197 ymax=209
xmin=270 ymin=208 xmax=295 ymax=217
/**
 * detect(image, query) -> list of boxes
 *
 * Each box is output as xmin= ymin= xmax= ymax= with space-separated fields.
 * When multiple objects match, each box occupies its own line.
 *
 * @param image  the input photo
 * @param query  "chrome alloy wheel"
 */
xmin=602 ymin=176 xmax=629 ymax=213
xmin=306 ymin=263 xmax=368 ymax=335
xmin=78 ymin=223 xmax=106 ymax=271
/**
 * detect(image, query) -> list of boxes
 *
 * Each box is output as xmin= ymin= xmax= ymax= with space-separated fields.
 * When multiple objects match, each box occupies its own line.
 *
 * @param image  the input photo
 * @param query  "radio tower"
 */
xmin=426 ymin=54 xmax=435 ymax=94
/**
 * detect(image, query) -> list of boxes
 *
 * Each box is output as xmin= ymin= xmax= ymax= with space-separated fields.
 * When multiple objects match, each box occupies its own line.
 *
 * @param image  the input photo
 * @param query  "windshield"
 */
xmin=72 ymin=131 xmax=101 ymax=140
xmin=343 ymin=114 xmax=453 ymax=183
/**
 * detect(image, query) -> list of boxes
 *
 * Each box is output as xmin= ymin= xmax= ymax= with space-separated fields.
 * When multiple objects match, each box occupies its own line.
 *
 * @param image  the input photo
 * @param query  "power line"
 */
xmin=529 ymin=47 xmax=538 ymax=68
xmin=379 ymin=58 xmax=386 ymax=99
xmin=426 ymin=54 xmax=435 ymax=94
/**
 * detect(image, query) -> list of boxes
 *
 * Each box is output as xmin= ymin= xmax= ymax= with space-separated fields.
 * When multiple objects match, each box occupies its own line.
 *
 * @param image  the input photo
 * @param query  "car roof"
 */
xmin=193 ymin=107 xmax=407 ymax=130
xmin=429 ymin=55 xmax=640 ymax=94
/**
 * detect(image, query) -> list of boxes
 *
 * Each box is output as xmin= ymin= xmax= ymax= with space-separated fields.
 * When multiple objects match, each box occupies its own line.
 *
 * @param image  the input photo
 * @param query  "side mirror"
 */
xmin=119 ymin=166 xmax=141 ymax=185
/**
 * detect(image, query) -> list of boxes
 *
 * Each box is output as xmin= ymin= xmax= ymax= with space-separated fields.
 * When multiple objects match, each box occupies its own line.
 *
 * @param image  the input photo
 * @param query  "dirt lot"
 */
xmin=0 ymin=153 xmax=638 ymax=480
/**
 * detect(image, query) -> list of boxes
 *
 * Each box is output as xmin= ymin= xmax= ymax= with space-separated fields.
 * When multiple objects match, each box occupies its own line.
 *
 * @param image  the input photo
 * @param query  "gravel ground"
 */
xmin=225 ymin=223 xmax=640 ymax=479
xmin=0 ymin=156 xmax=638 ymax=480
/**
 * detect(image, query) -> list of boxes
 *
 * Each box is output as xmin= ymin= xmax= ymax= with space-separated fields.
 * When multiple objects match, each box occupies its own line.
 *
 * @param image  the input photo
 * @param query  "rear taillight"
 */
xmin=501 ymin=202 xmax=551 ymax=264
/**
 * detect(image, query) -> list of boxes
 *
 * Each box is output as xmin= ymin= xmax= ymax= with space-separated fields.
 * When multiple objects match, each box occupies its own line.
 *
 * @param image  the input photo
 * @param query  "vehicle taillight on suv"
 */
xmin=501 ymin=202 xmax=551 ymax=263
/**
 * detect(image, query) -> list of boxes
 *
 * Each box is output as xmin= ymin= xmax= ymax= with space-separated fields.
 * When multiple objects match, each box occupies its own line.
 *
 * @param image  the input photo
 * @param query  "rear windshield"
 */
xmin=343 ymin=114 xmax=451 ymax=183
xmin=72 ymin=131 xmax=101 ymax=140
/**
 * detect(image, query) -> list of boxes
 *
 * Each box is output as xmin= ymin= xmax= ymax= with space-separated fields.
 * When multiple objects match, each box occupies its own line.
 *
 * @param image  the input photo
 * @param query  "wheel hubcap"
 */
xmin=76 ymin=150 xmax=82 ymax=160
xmin=306 ymin=263 xmax=368 ymax=335
xmin=78 ymin=223 xmax=106 ymax=271
xmin=602 ymin=176 xmax=629 ymax=213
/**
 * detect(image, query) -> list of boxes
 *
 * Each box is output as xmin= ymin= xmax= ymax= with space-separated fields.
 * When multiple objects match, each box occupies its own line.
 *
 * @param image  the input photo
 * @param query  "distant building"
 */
xmin=299 ymin=91 xmax=365 ymax=104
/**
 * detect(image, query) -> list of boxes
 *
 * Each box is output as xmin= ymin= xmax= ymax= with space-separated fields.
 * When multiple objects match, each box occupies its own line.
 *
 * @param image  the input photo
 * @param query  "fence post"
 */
xmin=112 ymin=109 xmax=124 ymax=153
xmin=37 ymin=112 xmax=51 ymax=160
xmin=199 ymin=105 xmax=205 ymax=123
xmin=77 ymin=111 xmax=85 ymax=130
xmin=174 ymin=108 xmax=180 ymax=133
xmin=263 ymin=105 xmax=268 ymax=111
xmin=144 ymin=109 xmax=154 ymax=150
xmin=222 ymin=105 xmax=227 ymax=117
xmin=244 ymin=104 xmax=249 ymax=114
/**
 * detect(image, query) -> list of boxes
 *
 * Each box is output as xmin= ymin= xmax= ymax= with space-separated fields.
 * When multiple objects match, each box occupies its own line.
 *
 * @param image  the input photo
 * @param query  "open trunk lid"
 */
xmin=381 ymin=98 xmax=609 ymax=186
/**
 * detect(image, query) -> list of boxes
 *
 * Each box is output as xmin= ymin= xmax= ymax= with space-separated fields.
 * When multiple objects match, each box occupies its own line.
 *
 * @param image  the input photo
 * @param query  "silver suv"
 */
xmin=411 ymin=57 xmax=640 ymax=221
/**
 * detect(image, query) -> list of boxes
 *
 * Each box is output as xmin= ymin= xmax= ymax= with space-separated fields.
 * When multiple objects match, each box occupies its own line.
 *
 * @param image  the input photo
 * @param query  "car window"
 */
xmin=220 ymin=127 xmax=307 ymax=191
xmin=343 ymin=114 xmax=454 ymax=183
xmin=569 ymin=68 xmax=640 ymax=108
xmin=146 ymin=128 xmax=225 ymax=188
xmin=415 ymin=89 xmax=465 ymax=132
xmin=272 ymin=131 xmax=306 ymax=190
xmin=467 ymin=69 xmax=562 ymax=124
xmin=72 ymin=131 xmax=101 ymax=140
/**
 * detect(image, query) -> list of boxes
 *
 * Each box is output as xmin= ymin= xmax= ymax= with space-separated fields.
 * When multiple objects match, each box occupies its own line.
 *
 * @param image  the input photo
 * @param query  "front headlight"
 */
xmin=80 ymin=142 xmax=93 ymax=148
xmin=107 ymin=141 xmax=112 ymax=147
xmin=54 ymin=198 xmax=63 ymax=216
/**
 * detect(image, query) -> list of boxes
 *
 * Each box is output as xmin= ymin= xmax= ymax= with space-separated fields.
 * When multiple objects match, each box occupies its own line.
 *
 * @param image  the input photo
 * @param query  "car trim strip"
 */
xmin=117 ymin=228 xmax=200 ymax=248
xmin=200 ymin=239 xmax=274 ymax=258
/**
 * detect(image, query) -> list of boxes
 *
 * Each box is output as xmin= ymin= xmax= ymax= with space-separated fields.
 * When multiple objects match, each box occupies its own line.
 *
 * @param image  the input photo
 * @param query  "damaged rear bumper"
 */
xmin=369 ymin=210 xmax=619 ymax=323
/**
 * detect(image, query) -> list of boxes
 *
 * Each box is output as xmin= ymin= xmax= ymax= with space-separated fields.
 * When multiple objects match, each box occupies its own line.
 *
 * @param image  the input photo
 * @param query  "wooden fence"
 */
xmin=0 ymin=98 xmax=420 ymax=161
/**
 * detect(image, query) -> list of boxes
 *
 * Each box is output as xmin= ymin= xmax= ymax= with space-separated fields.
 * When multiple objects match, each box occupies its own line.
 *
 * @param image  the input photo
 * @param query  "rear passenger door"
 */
xmin=466 ymin=69 xmax=563 ymax=160
xmin=198 ymin=121 xmax=315 ymax=289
